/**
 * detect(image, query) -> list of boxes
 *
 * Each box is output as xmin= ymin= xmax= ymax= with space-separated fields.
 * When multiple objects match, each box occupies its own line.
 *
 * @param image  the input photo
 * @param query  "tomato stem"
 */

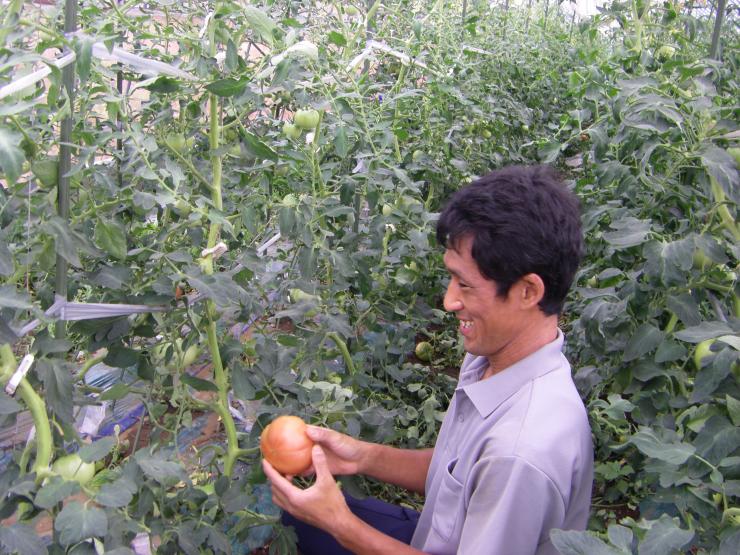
xmin=202 ymin=9 xmax=239 ymax=478
xmin=326 ymin=332 xmax=357 ymax=375
xmin=0 ymin=345 xmax=53 ymax=482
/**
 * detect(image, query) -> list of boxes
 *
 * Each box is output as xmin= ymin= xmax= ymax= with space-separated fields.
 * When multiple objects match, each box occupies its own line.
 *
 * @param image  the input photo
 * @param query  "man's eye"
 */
xmin=459 ymin=283 xmax=470 ymax=289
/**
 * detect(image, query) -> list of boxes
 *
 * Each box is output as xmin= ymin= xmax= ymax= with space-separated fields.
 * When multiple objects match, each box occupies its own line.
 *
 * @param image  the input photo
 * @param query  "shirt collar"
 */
xmin=458 ymin=330 xmax=568 ymax=419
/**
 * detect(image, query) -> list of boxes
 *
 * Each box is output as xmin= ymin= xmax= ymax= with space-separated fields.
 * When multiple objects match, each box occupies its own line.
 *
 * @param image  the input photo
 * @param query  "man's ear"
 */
xmin=515 ymin=273 xmax=546 ymax=309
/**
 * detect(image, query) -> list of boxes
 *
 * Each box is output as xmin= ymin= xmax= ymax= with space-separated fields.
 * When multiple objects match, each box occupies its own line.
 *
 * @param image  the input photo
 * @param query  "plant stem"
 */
xmin=326 ymin=332 xmax=357 ymax=375
xmin=202 ymin=10 xmax=239 ymax=478
xmin=0 ymin=345 xmax=53 ymax=481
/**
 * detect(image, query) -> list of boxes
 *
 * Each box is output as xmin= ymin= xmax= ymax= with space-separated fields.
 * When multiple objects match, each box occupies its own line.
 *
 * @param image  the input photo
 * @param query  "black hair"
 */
xmin=436 ymin=165 xmax=583 ymax=315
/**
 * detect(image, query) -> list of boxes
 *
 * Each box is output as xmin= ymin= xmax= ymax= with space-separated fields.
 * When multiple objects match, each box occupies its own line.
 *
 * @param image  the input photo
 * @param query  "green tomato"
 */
xmin=727 ymin=147 xmax=740 ymax=167
xmin=655 ymin=45 xmax=676 ymax=61
xmin=290 ymin=288 xmax=319 ymax=303
xmin=228 ymin=143 xmax=241 ymax=157
xmin=175 ymin=199 xmax=192 ymax=216
xmin=692 ymin=248 xmax=712 ymax=270
xmin=693 ymin=339 xmax=715 ymax=371
xmin=345 ymin=5 xmax=359 ymax=16
xmin=52 ymin=454 xmax=96 ymax=486
xmin=412 ymin=150 xmax=424 ymax=162
xmin=282 ymin=193 xmax=298 ymax=207
xmin=283 ymin=121 xmax=302 ymax=140
xmin=165 ymin=133 xmax=188 ymax=153
xmin=275 ymin=164 xmax=289 ymax=176
xmin=31 ymin=159 xmax=58 ymax=188
xmin=415 ymin=341 xmax=433 ymax=363
xmin=294 ymin=109 xmax=320 ymax=130
xmin=481 ymin=129 xmax=492 ymax=139
xmin=182 ymin=344 xmax=201 ymax=367
xmin=382 ymin=204 xmax=393 ymax=217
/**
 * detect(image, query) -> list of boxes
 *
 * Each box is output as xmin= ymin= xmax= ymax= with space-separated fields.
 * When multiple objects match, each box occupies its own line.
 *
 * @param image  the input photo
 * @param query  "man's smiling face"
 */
xmin=442 ymin=235 xmax=523 ymax=365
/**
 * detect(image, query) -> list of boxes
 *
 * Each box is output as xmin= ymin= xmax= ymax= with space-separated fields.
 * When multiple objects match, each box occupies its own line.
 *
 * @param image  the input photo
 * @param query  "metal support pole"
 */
xmin=462 ymin=0 xmax=468 ymax=24
xmin=55 ymin=0 xmax=77 ymax=339
xmin=709 ymin=0 xmax=727 ymax=59
xmin=525 ymin=0 xmax=534 ymax=33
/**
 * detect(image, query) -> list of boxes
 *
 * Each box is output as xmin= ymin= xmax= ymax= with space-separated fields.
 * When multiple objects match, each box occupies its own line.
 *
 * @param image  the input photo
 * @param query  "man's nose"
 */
xmin=443 ymin=283 xmax=463 ymax=313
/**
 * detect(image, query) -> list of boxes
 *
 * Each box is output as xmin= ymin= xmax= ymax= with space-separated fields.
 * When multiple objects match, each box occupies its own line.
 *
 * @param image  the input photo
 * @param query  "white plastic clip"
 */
xmin=5 ymin=354 xmax=34 ymax=396
xmin=201 ymin=242 xmax=228 ymax=259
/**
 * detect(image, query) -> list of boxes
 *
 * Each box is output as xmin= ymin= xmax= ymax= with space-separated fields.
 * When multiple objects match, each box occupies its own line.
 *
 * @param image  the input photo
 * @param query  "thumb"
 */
xmin=305 ymin=425 xmax=326 ymax=442
xmin=311 ymin=445 xmax=333 ymax=482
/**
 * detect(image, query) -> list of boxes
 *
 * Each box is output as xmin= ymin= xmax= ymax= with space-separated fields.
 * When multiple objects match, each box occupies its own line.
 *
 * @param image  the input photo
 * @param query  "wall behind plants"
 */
xmin=0 ymin=1 xmax=738 ymax=554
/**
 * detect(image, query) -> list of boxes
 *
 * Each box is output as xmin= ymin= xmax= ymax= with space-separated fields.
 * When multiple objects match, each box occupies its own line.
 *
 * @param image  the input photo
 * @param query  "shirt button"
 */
xmin=458 ymin=414 xmax=464 ymax=423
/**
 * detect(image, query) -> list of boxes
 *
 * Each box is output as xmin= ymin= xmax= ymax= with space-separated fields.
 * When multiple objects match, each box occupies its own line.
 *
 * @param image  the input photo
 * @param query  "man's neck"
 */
xmin=483 ymin=317 xmax=560 ymax=379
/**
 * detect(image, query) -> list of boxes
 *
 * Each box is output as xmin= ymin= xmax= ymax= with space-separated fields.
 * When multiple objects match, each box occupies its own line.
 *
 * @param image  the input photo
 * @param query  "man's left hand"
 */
xmin=263 ymin=444 xmax=351 ymax=533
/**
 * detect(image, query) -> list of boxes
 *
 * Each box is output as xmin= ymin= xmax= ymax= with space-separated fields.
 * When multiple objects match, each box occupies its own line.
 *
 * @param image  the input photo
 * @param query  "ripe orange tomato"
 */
xmin=260 ymin=416 xmax=314 ymax=475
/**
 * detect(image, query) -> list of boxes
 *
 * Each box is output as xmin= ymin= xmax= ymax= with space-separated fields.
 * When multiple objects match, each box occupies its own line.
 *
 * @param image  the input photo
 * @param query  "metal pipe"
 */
xmin=709 ymin=0 xmax=727 ymax=59
xmin=55 ymin=0 xmax=78 ymax=339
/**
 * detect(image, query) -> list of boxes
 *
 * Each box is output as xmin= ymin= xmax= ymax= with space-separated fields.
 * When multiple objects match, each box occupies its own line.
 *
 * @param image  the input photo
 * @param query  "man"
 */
xmin=263 ymin=165 xmax=593 ymax=554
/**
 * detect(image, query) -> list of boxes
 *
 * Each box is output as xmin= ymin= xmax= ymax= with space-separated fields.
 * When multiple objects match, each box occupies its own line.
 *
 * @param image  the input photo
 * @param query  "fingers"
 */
xmin=262 ymin=459 xmax=293 ymax=493
xmin=311 ymin=445 xmax=333 ymax=484
xmin=305 ymin=424 xmax=330 ymax=442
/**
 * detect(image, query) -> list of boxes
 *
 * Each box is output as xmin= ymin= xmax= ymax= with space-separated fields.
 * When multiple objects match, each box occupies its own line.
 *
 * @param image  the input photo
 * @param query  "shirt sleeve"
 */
xmin=458 ymin=455 xmax=566 ymax=555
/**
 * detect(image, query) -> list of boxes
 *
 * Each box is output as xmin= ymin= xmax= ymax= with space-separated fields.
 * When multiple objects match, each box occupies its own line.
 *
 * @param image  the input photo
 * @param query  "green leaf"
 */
xmin=0 ymin=239 xmax=13 ymax=276
xmin=637 ymin=515 xmax=694 ymax=555
xmin=225 ymin=38 xmax=240 ymax=71
xmin=95 ymin=476 xmax=137 ymax=508
xmin=232 ymin=363 xmax=256 ymax=400
xmin=701 ymin=146 xmax=739 ymax=197
xmin=666 ymin=293 xmax=701 ymax=327
xmin=36 ymin=359 xmax=74 ymax=424
xmin=692 ymin=349 xmax=735 ymax=402
xmin=623 ymin=323 xmax=664 ymax=362
xmin=78 ymin=436 xmax=116 ymax=463
xmin=627 ymin=428 xmax=695 ymax=465
xmin=328 ymin=31 xmax=347 ymax=47
xmin=144 ymin=76 xmax=180 ymax=94
xmin=537 ymin=140 xmax=562 ymax=164
xmin=0 ymin=391 xmax=21 ymax=414
xmin=242 ymin=131 xmax=278 ymax=161
xmin=244 ymin=6 xmax=277 ymax=46
xmin=727 ymin=395 xmax=740 ymax=427
xmin=675 ymin=321 xmax=735 ymax=343
xmin=35 ymin=476 xmax=80 ymax=509
xmin=607 ymin=524 xmax=633 ymax=552
xmin=181 ymin=373 xmax=218 ymax=392
xmin=54 ymin=501 xmax=108 ymax=547
xmin=134 ymin=449 xmax=188 ymax=484
xmin=603 ymin=217 xmax=651 ymax=249
xmin=334 ymin=126 xmax=349 ymax=157
xmin=0 ymin=285 xmax=33 ymax=309
xmin=0 ymin=127 xmax=25 ymax=185
xmin=550 ymin=529 xmax=622 ymax=555
xmin=43 ymin=216 xmax=99 ymax=268
xmin=104 ymin=344 xmax=140 ymax=368
xmin=95 ymin=217 xmax=128 ymax=260
xmin=100 ymin=382 xmax=130 ymax=401
xmin=0 ymin=318 xmax=18 ymax=344
xmin=74 ymin=38 xmax=93 ymax=83
xmin=0 ymin=524 xmax=47 ymax=555
xmin=205 ymin=78 xmax=247 ymax=97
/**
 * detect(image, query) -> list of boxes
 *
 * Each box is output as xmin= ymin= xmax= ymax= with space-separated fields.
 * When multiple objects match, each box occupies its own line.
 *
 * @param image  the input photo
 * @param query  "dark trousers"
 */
xmin=281 ymin=494 xmax=421 ymax=554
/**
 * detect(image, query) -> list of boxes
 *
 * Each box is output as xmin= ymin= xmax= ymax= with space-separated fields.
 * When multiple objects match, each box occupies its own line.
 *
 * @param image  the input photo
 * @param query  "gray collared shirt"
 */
xmin=410 ymin=331 xmax=593 ymax=555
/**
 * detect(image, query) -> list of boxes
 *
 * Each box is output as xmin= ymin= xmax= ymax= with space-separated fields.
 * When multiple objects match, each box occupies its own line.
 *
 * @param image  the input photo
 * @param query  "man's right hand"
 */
xmin=303 ymin=425 xmax=434 ymax=494
xmin=303 ymin=425 xmax=371 ymax=476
